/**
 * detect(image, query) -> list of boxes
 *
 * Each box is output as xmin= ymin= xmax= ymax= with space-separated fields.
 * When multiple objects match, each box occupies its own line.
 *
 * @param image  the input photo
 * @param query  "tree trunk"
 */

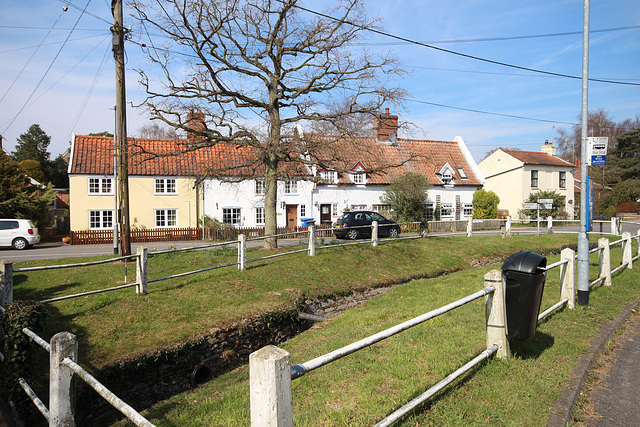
xmin=264 ymin=154 xmax=279 ymax=249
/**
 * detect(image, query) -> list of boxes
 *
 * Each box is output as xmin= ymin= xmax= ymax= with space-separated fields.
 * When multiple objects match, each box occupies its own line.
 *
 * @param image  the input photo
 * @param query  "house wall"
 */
xmin=69 ymin=175 xmax=199 ymax=230
xmin=479 ymin=152 xmax=575 ymax=219
xmin=202 ymin=179 xmax=315 ymax=228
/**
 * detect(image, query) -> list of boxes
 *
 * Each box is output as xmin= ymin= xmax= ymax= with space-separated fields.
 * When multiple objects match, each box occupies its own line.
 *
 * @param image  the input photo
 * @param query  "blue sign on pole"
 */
xmin=591 ymin=155 xmax=606 ymax=166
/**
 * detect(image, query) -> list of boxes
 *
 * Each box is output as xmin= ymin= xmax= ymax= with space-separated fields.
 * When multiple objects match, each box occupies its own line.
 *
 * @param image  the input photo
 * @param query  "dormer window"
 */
xmin=320 ymin=170 xmax=337 ymax=184
xmin=350 ymin=162 xmax=367 ymax=185
xmin=439 ymin=163 xmax=455 ymax=186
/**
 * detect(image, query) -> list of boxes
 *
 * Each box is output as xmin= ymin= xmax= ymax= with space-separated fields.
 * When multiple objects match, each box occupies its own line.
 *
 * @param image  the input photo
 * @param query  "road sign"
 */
xmin=524 ymin=203 xmax=538 ymax=209
xmin=540 ymin=203 xmax=552 ymax=209
xmin=587 ymin=137 xmax=608 ymax=166
xmin=538 ymin=199 xmax=553 ymax=204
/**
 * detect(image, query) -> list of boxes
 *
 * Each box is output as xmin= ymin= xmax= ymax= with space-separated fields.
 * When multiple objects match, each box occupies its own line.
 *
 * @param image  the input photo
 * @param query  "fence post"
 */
xmin=506 ymin=216 xmax=511 ymax=237
xmin=371 ymin=221 xmax=379 ymax=247
xmin=622 ymin=231 xmax=633 ymax=269
xmin=136 ymin=247 xmax=148 ymax=295
xmin=598 ymin=237 xmax=612 ymax=287
xmin=484 ymin=269 xmax=510 ymax=359
xmin=307 ymin=224 xmax=316 ymax=257
xmin=466 ymin=218 xmax=473 ymax=237
xmin=611 ymin=217 xmax=619 ymax=236
xmin=50 ymin=332 xmax=78 ymax=427
xmin=1 ymin=261 xmax=13 ymax=306
xmin=547 ymin=216 xmax=553 ymax=234
xmin=249 ymin=345 xmax=293 ymax=427
xmin=560 ymin=248 xmax=575 ymax=309
xmin=238 ymin=234 xmax=246 ymax=271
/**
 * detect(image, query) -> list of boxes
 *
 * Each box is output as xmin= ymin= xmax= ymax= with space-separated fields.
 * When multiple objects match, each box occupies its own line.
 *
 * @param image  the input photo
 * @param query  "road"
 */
xmin=1 ymin=221 xmax=638 ymax=264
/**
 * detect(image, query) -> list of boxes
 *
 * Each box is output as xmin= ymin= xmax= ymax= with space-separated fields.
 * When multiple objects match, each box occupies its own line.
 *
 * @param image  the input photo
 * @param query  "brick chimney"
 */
xmin=541 ymin=140 xmax=557 ymax=156
xmin=186 ymin=109 xmax=206 ymax=141
xmin=373 ymin=108 xmax=399 ymax=142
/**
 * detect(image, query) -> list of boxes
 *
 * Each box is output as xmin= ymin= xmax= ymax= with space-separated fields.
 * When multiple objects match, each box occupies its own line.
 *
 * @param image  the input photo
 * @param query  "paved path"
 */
xmin=585 ymin=309 xmax=640 ymax=426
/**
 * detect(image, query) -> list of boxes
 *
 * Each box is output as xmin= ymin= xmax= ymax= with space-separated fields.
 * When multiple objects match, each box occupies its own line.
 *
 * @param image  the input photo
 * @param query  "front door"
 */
xmin=286 ymin=204 xmax=298 ymax=229
xmin=320 ymin=204 xmax=332 ymax=225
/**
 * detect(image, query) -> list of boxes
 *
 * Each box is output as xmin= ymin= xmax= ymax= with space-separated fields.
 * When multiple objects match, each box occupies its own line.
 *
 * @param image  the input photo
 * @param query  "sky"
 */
xmin=1 ymin=0 xmax=638 ymax=163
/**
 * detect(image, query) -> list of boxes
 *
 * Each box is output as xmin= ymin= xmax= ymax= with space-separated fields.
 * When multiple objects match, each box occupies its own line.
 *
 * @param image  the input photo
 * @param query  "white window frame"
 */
xmin=441 ymin=203 xmax=454 ymax=219
xmin=424 ymin=202 xmax=435 ymax=220
xmin=320 ymin=170 xmax=337 ymax=184
xmin=223 ymin=207 xmax=242 ymax=226
xmin=463 ymin=203 xmax=474 ymax=217
xmin=531 ymin=170 xmax=539 ymax=188
xmin=350 ymin=173 xmax=366 ymax=185
xmin=372 ymin=204 xmax=391 ymax=217
xmin=155 ymin=178 xmax=177 ymax=195
xmin=255 ymin=207 xmax=265 ymax=225
xmin=559 ymin=171 xmax=566 ymax=189
xmin=350 ymin=204 xmax=367 ymax=211
xmin=300 ymin=204 xmax=306 ymax=217
xmin=89 ymin=210 xmax=114 ymax=229
xmin=441 ymin=171 xmax=453 ymax=185
xmin=88 ymin=178 xmax=113 ymax=195
xmin=284 ymin=179 xmax=297 ymax=194
xmin=155 ymin=208 xmax=178 ymax=228
xmin=255 ymin=179 xmax=265 ymax=195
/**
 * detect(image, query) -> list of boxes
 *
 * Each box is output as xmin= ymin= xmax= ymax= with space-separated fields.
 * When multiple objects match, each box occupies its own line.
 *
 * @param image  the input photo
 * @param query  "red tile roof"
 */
xmin=306 ymin=135 xmax=482 ymax=186
xmin=69 ymin=135 xmax=306 ymax=177
xmin=69 ymin=134 xmax=481 ymax=186
xmin=502 ymin=149 xmax=573 ymax=167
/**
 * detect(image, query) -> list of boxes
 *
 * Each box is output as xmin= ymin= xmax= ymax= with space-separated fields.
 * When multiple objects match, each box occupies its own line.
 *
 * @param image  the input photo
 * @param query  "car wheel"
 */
xmin=388 ymin=226 xmax=400 ymax=238
xmin=346 ymin=228 xmax=358 ymax=240
xmin=13 ymin=238 xmax=28 ymax=250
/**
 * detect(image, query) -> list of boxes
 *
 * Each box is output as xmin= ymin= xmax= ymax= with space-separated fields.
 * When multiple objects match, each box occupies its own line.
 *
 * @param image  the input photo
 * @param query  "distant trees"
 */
xmin=472 ymin=190 xmax=500 ymax=219
xmin=11 ymin=124 xmax=69 ymax=188
xmin=381 ymin=172 xmax=431 ymax=222
xmin=0 ymin=152 xmax=54 ymax=229
xmin=554 ymin=108 xmax=639 ymax=164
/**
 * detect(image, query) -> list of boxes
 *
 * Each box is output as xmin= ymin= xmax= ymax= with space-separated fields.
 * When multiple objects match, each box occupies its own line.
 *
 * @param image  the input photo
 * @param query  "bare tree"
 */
xmin=137 ymin=121 xmax=177 ymax=139
xmin=554 ymin=108 xmax=640 ymax=163
xmin=130 ymin=0 xmax=406 ymax=248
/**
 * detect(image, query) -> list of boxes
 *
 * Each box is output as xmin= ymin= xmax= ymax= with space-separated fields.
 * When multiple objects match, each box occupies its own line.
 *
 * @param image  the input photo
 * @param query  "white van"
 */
xmin=0 ymin=219 xmax=40 ymax=250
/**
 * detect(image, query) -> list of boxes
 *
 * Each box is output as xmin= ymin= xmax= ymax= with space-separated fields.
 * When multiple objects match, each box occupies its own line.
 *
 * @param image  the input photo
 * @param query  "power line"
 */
xmin=0 ymin=8 xmax=67 ymax=105
xmin=357 ymin=24 xmax=640 ymax=45
xmin=0 ymin=34 xmax=110 ymax=55
xmin=2 ymin=0 xmax=94 ymax=136
xmin=290 ymin=3 xmax=640 ymax=87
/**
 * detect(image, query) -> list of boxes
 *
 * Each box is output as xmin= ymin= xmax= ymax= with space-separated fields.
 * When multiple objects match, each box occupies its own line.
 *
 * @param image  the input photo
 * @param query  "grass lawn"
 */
xmin=101 ymin=237 xmax=638 ymax=427
xmin=10 ymin=234 xmax=639 ymax=425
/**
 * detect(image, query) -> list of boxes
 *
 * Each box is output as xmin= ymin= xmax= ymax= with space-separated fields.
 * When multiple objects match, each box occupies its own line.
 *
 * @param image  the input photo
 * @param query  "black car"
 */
xmin=333 ymin=211 xmax=401 ymax=240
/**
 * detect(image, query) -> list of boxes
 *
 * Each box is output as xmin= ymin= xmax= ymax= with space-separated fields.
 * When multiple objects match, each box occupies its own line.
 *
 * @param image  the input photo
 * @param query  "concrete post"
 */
xmin=307 ymin=224 xmax=316 ymax=257
xmin=371 ymin=221 xmax=378 ymax=247
xmin=0 ymin=261 xmax=13 ymax=306
xmin=135 ymin=247 xmax=147 ymax=295
xmin=484 ymin=269 xmax=510 ymax=359
xmin=50 ymin=332 xmax=77 ymax=427
xmin=622 ymin=231 xmax=633 ymax=269
xmin=547 ymin=216 xmax=553 ymax=234
xmin=598 ymin=237 xmax=612 ymax=287
xmin=637 ymin=229 xmax=640 ymax=258
xmin=506 ymin=216 xmax=511 ymax=237
xmin=611 ymin=217 xmax=619 ymax=236
xmin=249 ymin=345 xmax=293 ymax=427
xmin=238 ymin=234 xmax=246 ymax=271
xmin=560 ymin=248 xmax=576 ymax=309
xmin=466 ymin=218 xmax=473 ymax=237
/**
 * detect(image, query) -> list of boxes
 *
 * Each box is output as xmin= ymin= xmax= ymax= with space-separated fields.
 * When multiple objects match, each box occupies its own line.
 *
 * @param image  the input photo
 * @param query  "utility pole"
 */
xmin=577 ymin=0 xmax=590 ymax=305
xmin=111 ymin=0 xmax=131 ymax=256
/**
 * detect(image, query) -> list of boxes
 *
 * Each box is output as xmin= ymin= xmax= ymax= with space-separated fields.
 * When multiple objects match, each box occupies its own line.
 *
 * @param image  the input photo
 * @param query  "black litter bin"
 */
xmin=501 ymin=251 xmax=547 ymax=340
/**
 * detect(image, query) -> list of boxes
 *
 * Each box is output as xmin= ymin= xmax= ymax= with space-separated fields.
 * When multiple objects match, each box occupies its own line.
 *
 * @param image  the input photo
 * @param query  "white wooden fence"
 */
xmin=248 ymin=230 xmax=640 ymax=426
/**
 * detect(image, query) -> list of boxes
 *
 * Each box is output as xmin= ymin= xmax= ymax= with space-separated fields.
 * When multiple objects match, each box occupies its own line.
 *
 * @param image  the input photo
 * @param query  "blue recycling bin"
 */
xmin=300 ymin=217 xmax=315 ymax=229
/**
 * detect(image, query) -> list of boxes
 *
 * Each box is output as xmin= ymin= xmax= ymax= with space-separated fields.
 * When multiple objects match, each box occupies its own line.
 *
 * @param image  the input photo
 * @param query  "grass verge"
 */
xmin=12 ymin=235 xmax=582 ymax=369
xmin=109 ymin=238 xmax=640 ymax=426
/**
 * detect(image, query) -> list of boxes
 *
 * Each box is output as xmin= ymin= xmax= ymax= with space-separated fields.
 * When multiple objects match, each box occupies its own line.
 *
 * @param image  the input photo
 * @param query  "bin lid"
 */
xmin=501 ymin=251 xmax=547 ymax=274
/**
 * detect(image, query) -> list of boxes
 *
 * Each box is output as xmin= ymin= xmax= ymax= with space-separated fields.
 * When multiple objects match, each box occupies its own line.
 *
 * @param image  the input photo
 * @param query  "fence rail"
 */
xmin=249 ymin=230 xmax=640 ymax=426
xmin=19 ymin=329 xmax=155 ymax=427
